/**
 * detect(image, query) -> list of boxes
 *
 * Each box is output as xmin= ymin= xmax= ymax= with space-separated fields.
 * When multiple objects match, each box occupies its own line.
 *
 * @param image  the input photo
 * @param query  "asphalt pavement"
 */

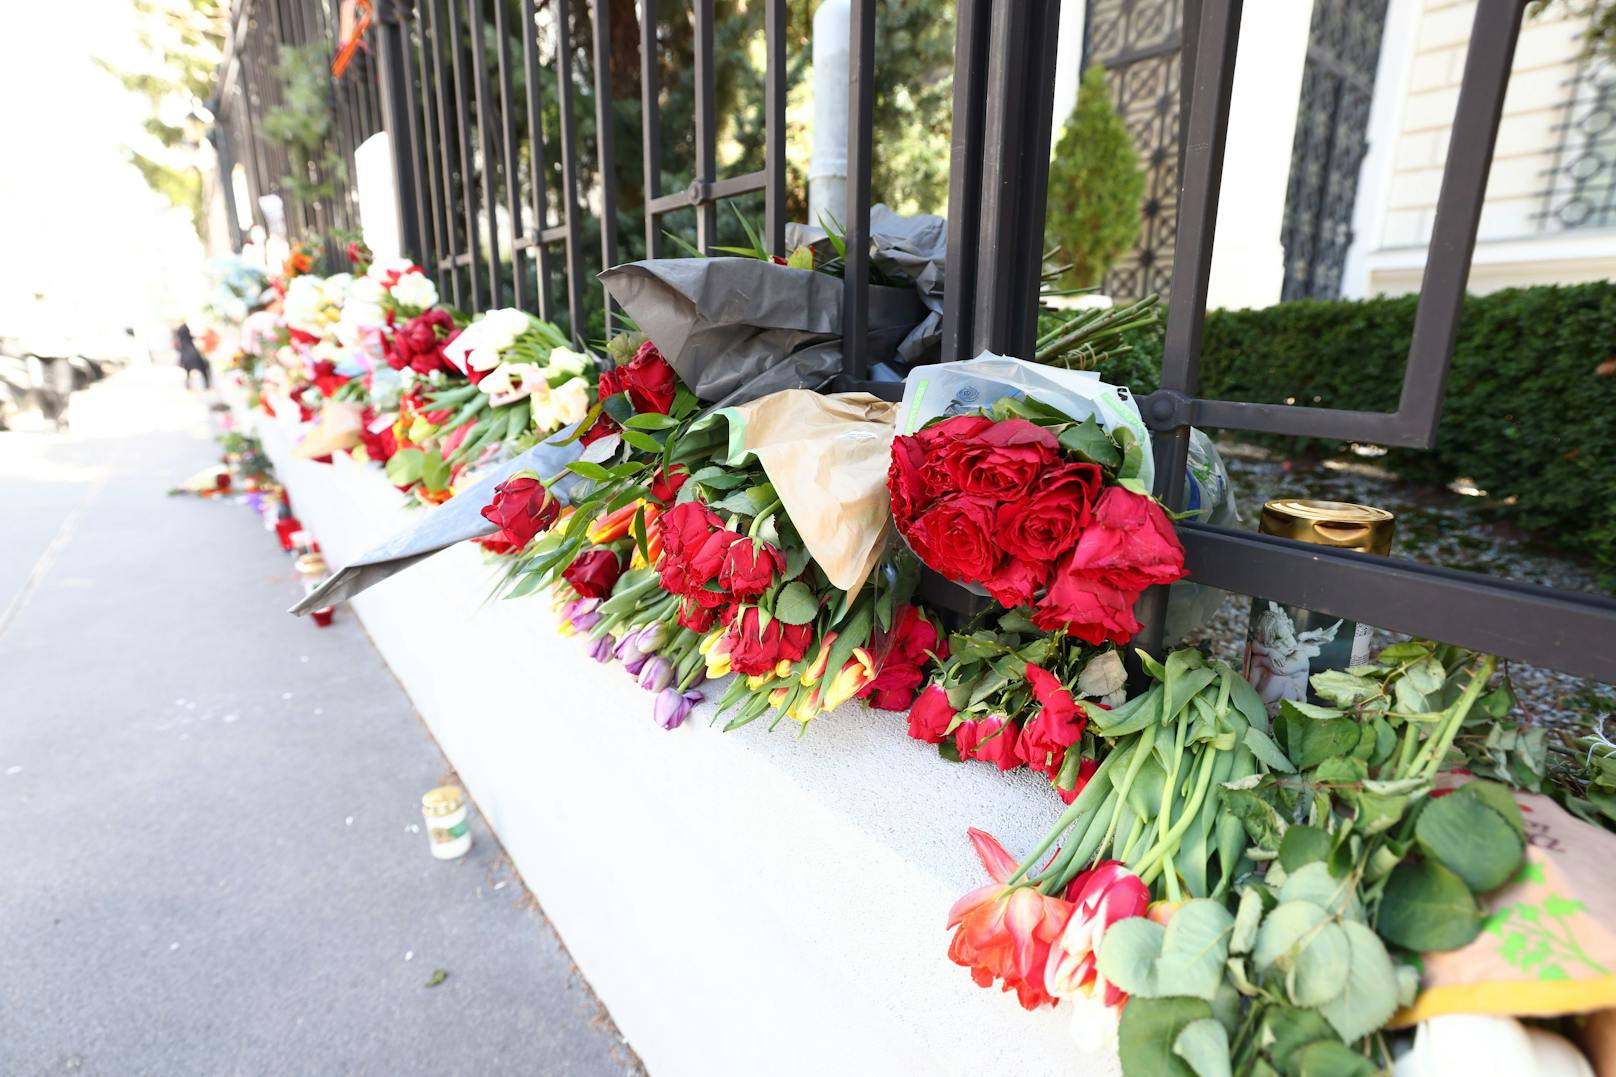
xmin=0 ymin=365 xmax=642 ymax=1077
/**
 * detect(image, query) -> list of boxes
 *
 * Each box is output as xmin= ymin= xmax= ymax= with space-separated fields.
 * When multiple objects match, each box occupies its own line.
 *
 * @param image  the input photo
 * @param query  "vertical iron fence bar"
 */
xmin=841 ymin=0 xmax=875 ymax=379
xmin=639 ymin=0 xmax=662 ymax=258
xmin=520 ymin=0 xmax=557 ymax=320
xmin=413 ymin=0 xmax=449 ymax=285
xmin=376 ymin=0 xmax=424 ymax=259
xmin=425 ymin=0 xmax=465 ymax=305
xmin=210 ymin=117 xmax=246 ymax=251
xmin=1135 ymin=0 xmax=1242 ymax=658
xmin=399 ymin=0 xmax=437 ymax=266
xmin=590 ymin=0 xmax=620 ymax=333
xmin=764 ymin=0 xmax=786 ymax=256
xmin=693 ymin=0 xmax=718 ymax=250
xmin=493 ymin=0 xmax=528 ymax=308
xmin=469 ymin=0 xmax=505 ymax=306
xmin=940 ymin=0 xmax=990 ymax=364
xmin=447 ymin=0 xmax=485 ymax=307
xmin=1151 ymin=0 xmax=1242 ymax=511
xmin=555 ymin=0 xmax=588 ymax=338
xmin=234 ymin=42 xmax=268 ymax=232
xmin=1394 ymin=0 xmax=1521 ymax=444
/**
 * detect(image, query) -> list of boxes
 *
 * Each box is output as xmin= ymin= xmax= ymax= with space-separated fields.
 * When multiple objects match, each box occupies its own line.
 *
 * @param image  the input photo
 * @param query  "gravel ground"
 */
xmin=1183 ymin=437 xmax=1615 ymax=735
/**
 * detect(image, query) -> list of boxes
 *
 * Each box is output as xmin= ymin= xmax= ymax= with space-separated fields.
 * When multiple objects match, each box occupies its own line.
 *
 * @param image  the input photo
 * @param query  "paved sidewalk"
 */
xmin=0 ymin=367 xmax=642 ymax=1077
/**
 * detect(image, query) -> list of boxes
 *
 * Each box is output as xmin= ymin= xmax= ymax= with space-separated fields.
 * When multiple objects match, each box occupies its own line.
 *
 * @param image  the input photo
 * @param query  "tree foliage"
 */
xmin=1044 ymin=65 xmax=1145 ymax=290
xmin=96 ymin=0 xmax=227 ymax=238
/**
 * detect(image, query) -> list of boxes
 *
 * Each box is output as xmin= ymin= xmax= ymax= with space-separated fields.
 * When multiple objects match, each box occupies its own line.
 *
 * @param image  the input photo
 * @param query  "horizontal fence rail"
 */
xmin=215 ymin=0 xmax=1616 ymax=685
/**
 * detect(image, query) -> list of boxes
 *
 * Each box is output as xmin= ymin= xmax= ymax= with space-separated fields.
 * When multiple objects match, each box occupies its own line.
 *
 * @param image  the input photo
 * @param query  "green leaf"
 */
xmin=1279 ymin=713 xmax=1361 ymax=770
xmin=1223 ymin=784 xmax=1288 ymax=851
xmin=385 ymin=447 xmax=425 ymax=486
xmin=421 ymin=450 xmax=451 ymax=492
xmin=620 ymin=429 xmax=662 ymax=453
xmin=1291 ymin=1039 xmax=1377 ymax=1077
xmin=1414 ymin=789 xmax=1524 ymax=892
xmin=622 ymin=411 xmax=681 ymax=431
xmin=1318 ymin=921 xmax=1399 ymax=1043
xmin=1377 ymin=641 xmax=1432 ymax=664
xmin=1279 ymin=826 xmax=1332 ymax=872
xmin=1056 ymin=416 xmax=1123 ymax=469
xmin=1309 ymin=669 xmax=1381 ymax=707
xmin=1253 ymin=901 xmax=1329 ymax=976
xmin=1376 ymin=860 xmax=1482 ymax=952
xmin=1279 ymin=699 xmax=1347 ymax=722
xmin=1153 ymin=899 xmax=1235 ymax=1001
xmin=1394 ymin=675 xmax=1430 ymax=716
xmin=1118 ymin=997 xmax=1213 ymax=1077
xmin=773 ymin=581 xmax=819 ymax=626
xmin=424 ymin=969 xmax=449 ymax=988
xmin=1096 ymin=915 xmax=1165 ymax=998
xmin=1453 ymin=780 xmax=1526 ymax=841
xmin=1172 ymin=1018 xmax=1232 ymax=1077
xmin=1263 ymin=1007 xmax=1337 ymax=1071
xmin=1231 ymin=888 xmax=1264 ymax=955
xmin=1245 ymin=727 xmax=1296 ymax=773
xmin=566 ymin=460 xmax=612 ymax=481
xmin=1287 ymin=920 xmax=1349 ymax=1007
xmin=1404 ymin=656 xmax=1446 ymax=695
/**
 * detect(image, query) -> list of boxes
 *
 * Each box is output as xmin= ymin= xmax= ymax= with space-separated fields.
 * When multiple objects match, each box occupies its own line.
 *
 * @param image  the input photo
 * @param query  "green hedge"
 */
xmin=1111 ymin=283 xmax=1616 ymax=572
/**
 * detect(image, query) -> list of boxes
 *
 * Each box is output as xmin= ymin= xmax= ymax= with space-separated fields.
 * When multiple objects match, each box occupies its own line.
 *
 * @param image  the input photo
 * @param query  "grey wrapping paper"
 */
xmin=600 ymin=255 xmax=926 ymax=405
xmin=288 ymin=425 xmax=609 ymax=615
xmin=786 ymin=204 xmax=947 ymax=365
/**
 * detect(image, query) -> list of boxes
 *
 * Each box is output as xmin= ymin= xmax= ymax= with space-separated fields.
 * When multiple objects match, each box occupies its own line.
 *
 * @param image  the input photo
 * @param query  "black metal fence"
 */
xmin=214 ymin=0 xmax=1616 ymax=684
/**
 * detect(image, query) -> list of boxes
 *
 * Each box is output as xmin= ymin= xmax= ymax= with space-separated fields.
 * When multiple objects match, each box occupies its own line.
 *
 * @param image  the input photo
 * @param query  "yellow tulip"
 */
xmin=820 ymin=647 xmax=877 ymax=711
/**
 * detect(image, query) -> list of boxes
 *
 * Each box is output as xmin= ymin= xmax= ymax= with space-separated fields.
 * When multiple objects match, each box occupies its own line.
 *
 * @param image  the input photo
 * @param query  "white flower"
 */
xmin=546 ymin=376 xmax=591 ymax=431
xmin=390 ymin=271 xmax=438 ymax=311
xmin=366 ymin=256 xmax=416 ymax=282
xmin=240 ymin=310 xmax=283 ymax=356
xmin=545 ymin=346 xmax=591 ymax=379
xmin=478 ymin=361 xmax=544 ymax=408
xmin=441 ymin=307 xmax=532 ymax=374
xmin=1065 ymin=993 xmax=1120 ymax=1055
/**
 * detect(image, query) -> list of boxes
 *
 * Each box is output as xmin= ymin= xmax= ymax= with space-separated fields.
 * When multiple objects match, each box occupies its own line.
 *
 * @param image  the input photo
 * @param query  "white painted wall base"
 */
xmin=255 ymin=412 xmax=1121 ymax=1077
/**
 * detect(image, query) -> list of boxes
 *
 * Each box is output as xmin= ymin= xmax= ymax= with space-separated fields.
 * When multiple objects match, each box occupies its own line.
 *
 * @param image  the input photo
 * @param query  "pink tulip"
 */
xmin=1044 ymin=860 xmax=1150 ymax=1007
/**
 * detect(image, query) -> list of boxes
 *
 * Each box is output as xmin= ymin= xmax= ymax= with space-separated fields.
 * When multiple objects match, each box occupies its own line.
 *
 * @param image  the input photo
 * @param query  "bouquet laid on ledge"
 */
xmin=942 ymin=641 xmax=1562 ymax=1076
xmin=478 ymin=334 xmax=945 ymax=732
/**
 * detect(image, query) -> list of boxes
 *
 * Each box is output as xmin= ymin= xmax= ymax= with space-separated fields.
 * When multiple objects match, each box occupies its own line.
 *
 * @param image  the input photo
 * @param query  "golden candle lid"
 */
xmin=1258 ymin=499 xmax=1395 ymax=555
xmin=421 ymin=785 xmax=466 ymax=816
xmin=294 ymin=552 xmax=327 ymax=576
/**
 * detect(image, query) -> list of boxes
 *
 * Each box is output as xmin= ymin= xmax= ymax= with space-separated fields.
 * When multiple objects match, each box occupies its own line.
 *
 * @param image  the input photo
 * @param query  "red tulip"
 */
xmin=946 ymin=828 xmax=1074 ymax=1010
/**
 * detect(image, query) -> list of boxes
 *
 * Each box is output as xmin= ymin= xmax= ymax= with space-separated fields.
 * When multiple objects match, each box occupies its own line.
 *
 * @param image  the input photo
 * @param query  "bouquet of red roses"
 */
xmin=888 ymin=397 xmax=1187 ymax=645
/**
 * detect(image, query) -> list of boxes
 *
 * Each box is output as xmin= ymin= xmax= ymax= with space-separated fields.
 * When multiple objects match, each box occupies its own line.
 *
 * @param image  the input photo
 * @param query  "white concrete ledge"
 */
xmin=256 ymin=413 xmax=1119 ymax=1077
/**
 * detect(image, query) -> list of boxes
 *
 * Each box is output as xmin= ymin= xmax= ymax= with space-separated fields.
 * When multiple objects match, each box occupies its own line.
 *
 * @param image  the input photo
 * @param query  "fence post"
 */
xmin=374 ymin=0 xmax=424 ymax=261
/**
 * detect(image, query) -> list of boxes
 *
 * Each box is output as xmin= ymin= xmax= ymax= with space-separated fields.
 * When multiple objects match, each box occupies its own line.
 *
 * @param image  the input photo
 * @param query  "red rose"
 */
xmin=562 ymin=549 xmax=623 ymax=599
xmin=887 ymin=434 xmax=931 ymax=529
xmin=1016 ymin=663 xmax=1087 ymax=776
xmin=905 ymin=684 xmax=955 ymax=743
xmin=913 ymin=414 xmax=994 ymax=454
xmin=955 ymin=716 xmax=1020 ymax=771
xmin=479 ymin=476 xmax=559 ymax=548
xmin=934 ymin=419 xmax=1060 ymax=500
xmin=659 ymin=500 xmax=724 ymax=559
xmin=476 ymin=534 xmax=521 ymax=556
xmin=1025 ymin=663 xmax=1086 ymax=747
xmin=650 ymin=464 xmax=689 ymax=504
xmin=357 ymin=408 xmax=398 ymax=462
xmin=861 ymin=605 xmax=947 ymax=711
xmin=677 ymin=596 xmax=729 ymax=633
xmin=390 ymin=309 xmax=456 ymax=375
xmin=906 ymin=495 xmax=1002 ymax=584
xmin=657 ymin=502 xmax=732 ymax=597
xmin=727 ymin=606 xmax=814 ymax=676
xmin=312 ymin=360 xmax=348 ymax=396
xmin=1031 ymin=561 xmax=1141 ymax=645
xmin=719 ymin=538 xmax=784 ymax=598
xmin=980 ymin=556 xmax=1049 ymax=608
xmin=1065 ymin=487 xmax=1187 ymax=593
xmin=1056 ymin=757 xmax=1100 ymax=805
xmin=586 ymin=342 xmax=679 ymax=443
xmin=996 ymin=462 xmax=1103 ymax=562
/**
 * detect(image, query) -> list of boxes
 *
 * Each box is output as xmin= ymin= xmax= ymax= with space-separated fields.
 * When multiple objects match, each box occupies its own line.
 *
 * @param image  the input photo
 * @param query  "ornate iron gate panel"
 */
xmin=1081 ymin=0 xmax=1186 ymax=301
xmin=1279 ymin=0 xmax=1388 ymax=300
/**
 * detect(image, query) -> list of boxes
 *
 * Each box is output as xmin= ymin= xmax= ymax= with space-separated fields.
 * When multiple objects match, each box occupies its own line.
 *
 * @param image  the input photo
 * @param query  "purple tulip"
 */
xmin=588 ymin=633 xmax=616 ymax=663
xmin=638 ymin=655 xmax=674 ymax=694
xmin=570 ymin=607 xmax=602 ymax=632
xmin=653 ymin=688 xmax=703 ymax=730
